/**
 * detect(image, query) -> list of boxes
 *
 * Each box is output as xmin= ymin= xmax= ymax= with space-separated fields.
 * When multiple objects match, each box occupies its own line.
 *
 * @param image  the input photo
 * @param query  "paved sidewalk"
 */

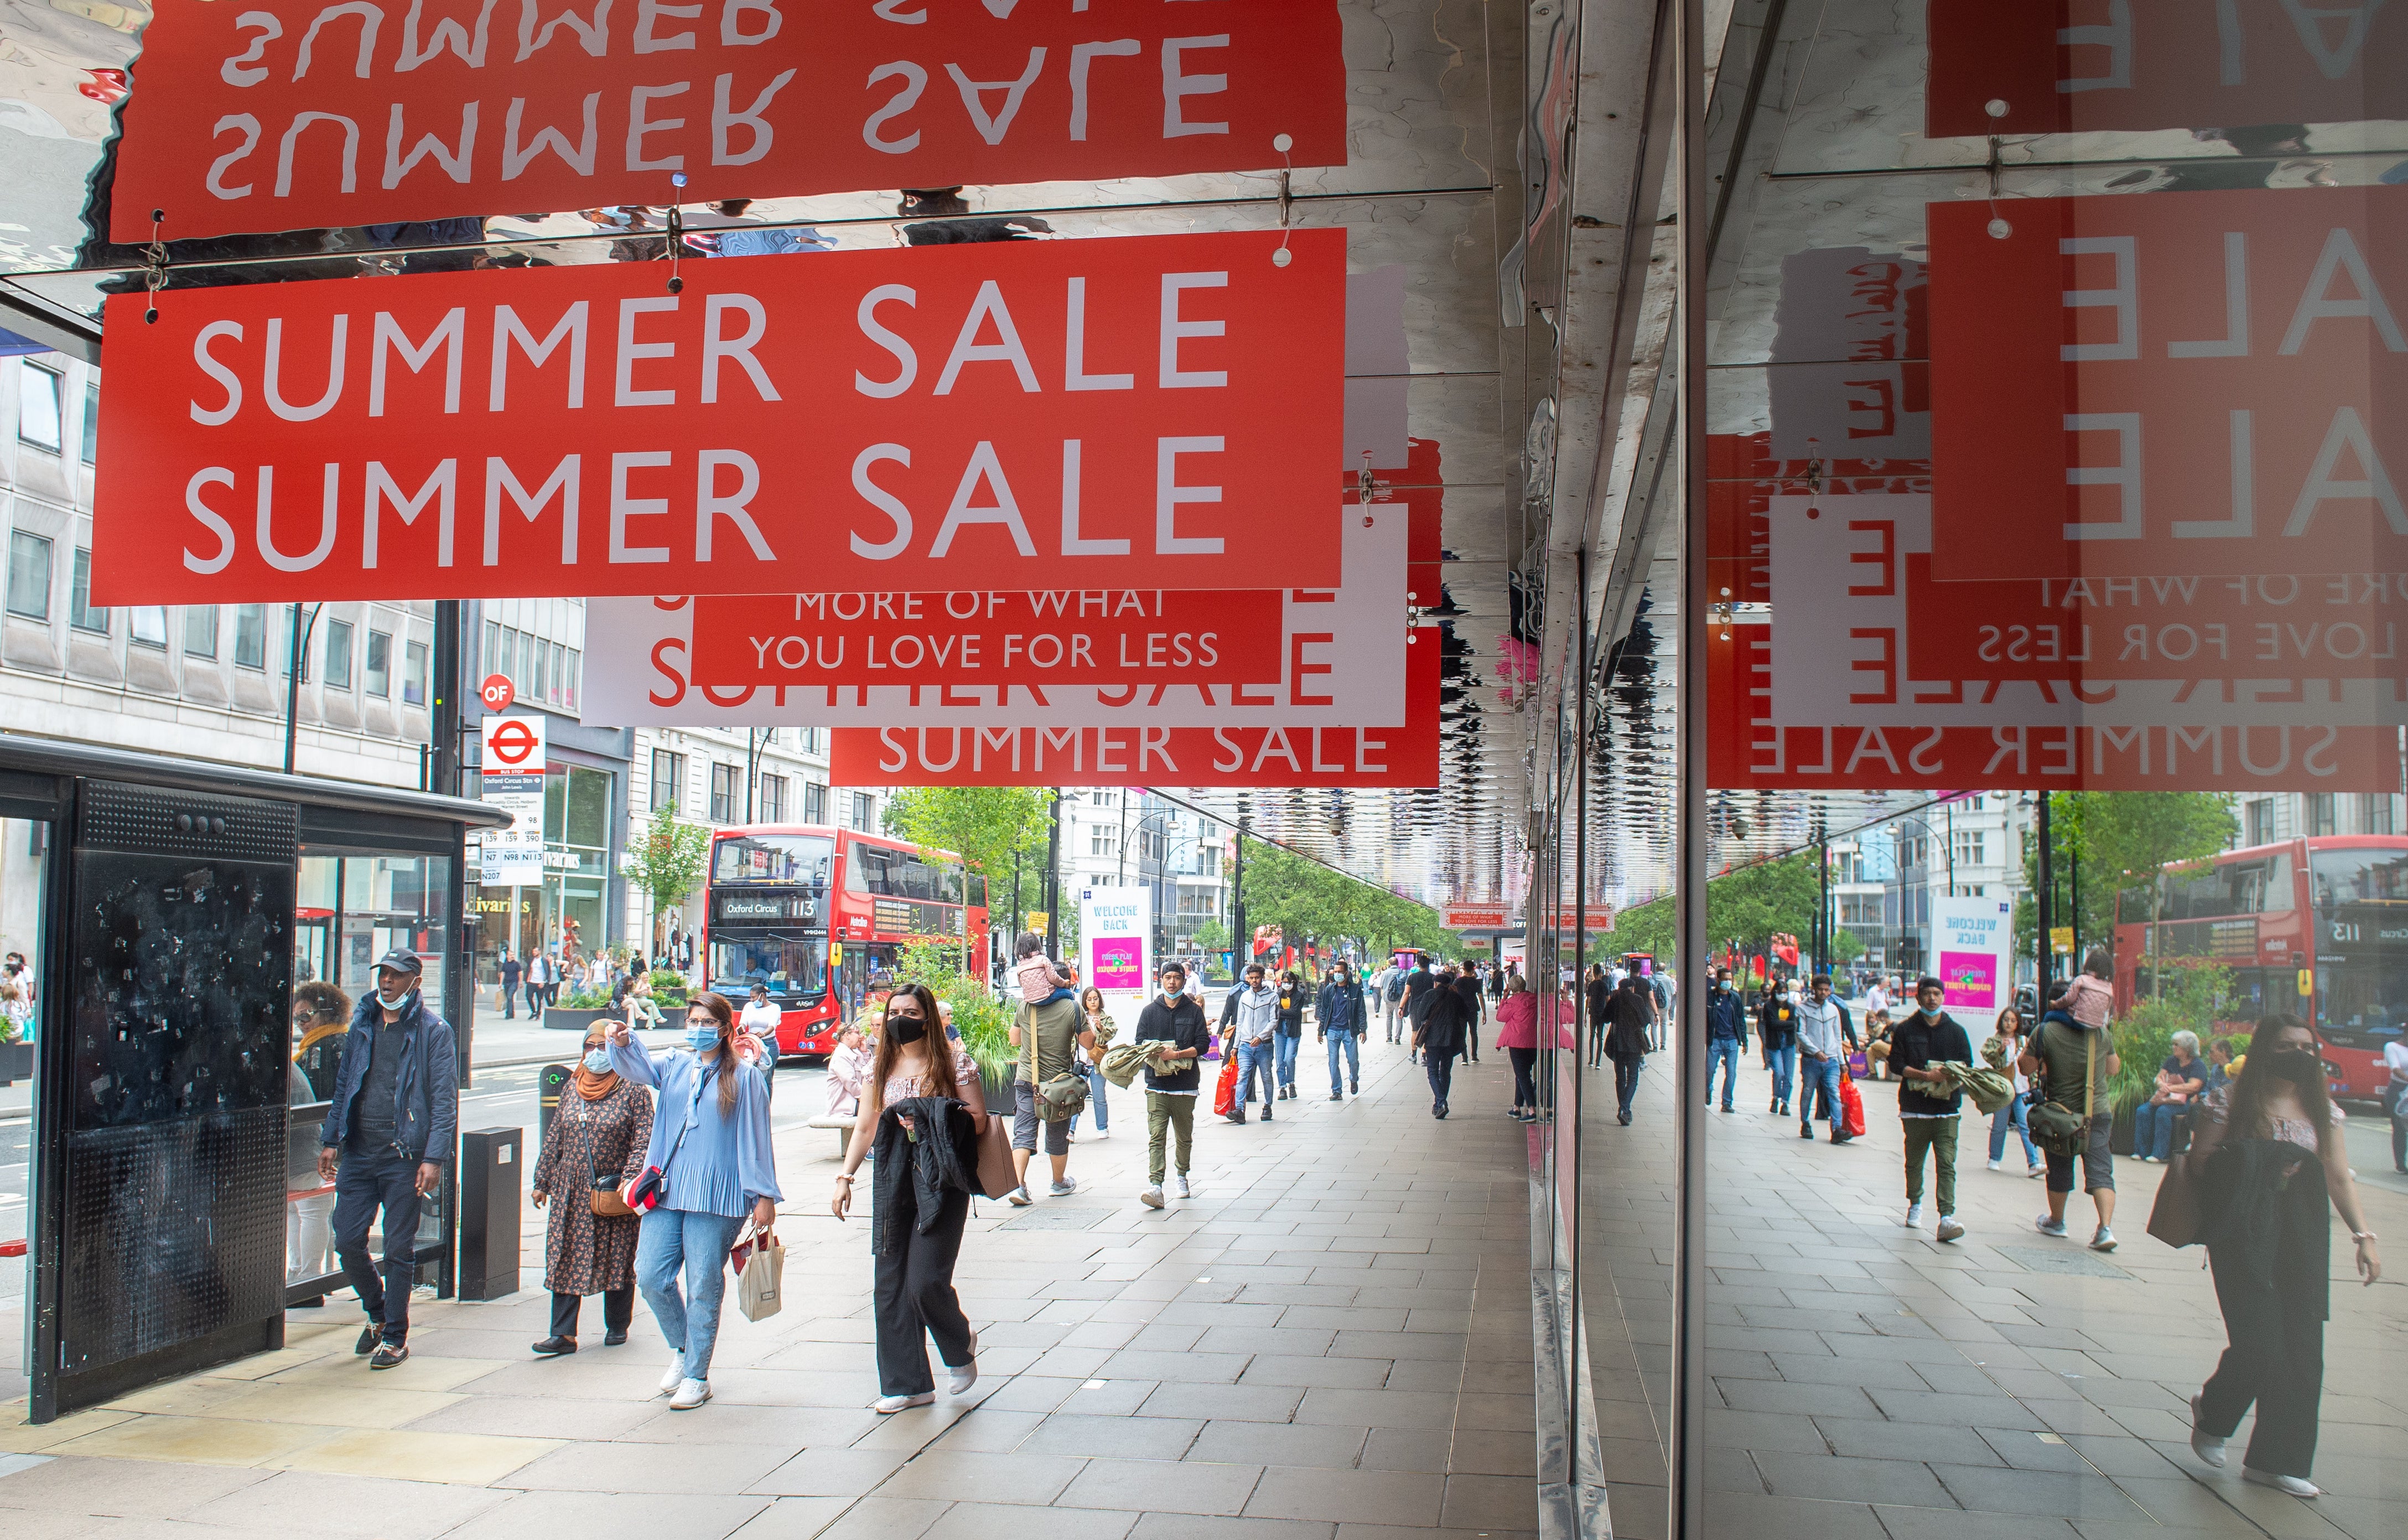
xmin=1 ymin=1036 xmax=1537 ymax=1540
xmin=1581 ymin=1044 xmax=2406 ymax=1540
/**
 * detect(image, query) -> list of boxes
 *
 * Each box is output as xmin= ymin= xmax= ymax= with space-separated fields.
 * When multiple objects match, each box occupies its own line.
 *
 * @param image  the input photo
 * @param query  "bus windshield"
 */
xmin=714 ymin=834 xmax=833 ymax=886
xmin=2311 ymin=846 xmax=2408 ymax=912
xmin=708 ymin=933 xmax=831 ymax=998
xmin=846 ymin=842 xmax=962 ymax=903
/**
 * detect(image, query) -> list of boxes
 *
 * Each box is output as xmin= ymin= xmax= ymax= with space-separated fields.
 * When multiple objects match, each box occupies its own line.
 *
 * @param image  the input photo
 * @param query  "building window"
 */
xmin=234 ymin=603 xmax=267 ymax=668
xmin=852 ymin=792 xmax=875 ymax=831
xmin=709 ymin=762 xmax=740 ymax=822
xmin=1090 ymin=824 xmax=1118 ymax=859
xmin=365 ymin=628 xmax=390 ymax=695
xmin=2307 ymin=793 xmax=2336 ymax=837
xmin=183 ymin=606 xmax=219 ymax=659
xmin=803 ymin=780 xmax=828 ymax=824
xmin=69 ymin=549 xmax=106 ymax=634
xmin=323 ymin=618 xmax=352 ymax=689
xmin=1952 ymin=830 xmax=1984 ymax=869
xmin=759 ymin=774 xmax=787 ymax=823
xmin=130 ymin=607 xmax=168 ymax=649
xmin=2365 ymin=794 xmax=2397 ymax=836
xmin=6 ymin=530 xmax=51 ymax=621
xmin=1197 ymin=846 xmax=1219 ymax=877
xmin=651 ymin=750 xmax=686 ymax=812
xmin=2245 ymin=798 xmax=2274 ymax=847
xmin=402 ymin=639 xmax=428 ymax=704
xmin=17 ymin=362 xmax=60 ymax=450
xmin=81 ymin=381 xmax=100 ymax=465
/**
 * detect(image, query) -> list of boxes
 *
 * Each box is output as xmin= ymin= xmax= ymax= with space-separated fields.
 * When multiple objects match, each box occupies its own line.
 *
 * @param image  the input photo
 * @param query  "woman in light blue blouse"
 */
xmin=608 ymin=991 xmax=780 ymax=1411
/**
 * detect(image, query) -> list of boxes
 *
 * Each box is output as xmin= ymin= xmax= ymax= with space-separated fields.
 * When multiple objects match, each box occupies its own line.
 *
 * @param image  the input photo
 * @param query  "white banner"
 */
xmin=1080 ymin=886 xmax=1156 ymax=1024
xmin=479 ymin=714 xmax=548 ymax=885
xmin=584 ymin=508 xmax=1407 ymax=728
xmin=1931 ymin=895 xmax=2014 ymax=1018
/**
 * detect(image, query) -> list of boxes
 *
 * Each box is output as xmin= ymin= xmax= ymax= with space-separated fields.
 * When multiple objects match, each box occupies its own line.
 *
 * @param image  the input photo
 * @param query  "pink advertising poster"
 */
xmin=1090 ymin=939 xmax=1146 ymax=992
xmin=1932 ymin=895 xmax=2013 ymax=1016
xmin=1938 ymin=951 xmax=1998 ymax=1013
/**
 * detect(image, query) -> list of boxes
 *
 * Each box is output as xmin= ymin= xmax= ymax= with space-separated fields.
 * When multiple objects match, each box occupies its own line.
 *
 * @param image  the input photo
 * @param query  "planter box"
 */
xmin=0 ymin=1040 xmax=32 ymax=1085
xmin=978 ymin=1059 xmax=1019 ymax=1109
xmin=542 ymin=1007 xmax=617 ymax=1038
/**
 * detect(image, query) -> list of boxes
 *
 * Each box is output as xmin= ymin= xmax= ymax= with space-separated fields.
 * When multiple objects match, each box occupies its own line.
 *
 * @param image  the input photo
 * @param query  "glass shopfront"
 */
xmin=472 ymin=761 xmax=615 ymax=987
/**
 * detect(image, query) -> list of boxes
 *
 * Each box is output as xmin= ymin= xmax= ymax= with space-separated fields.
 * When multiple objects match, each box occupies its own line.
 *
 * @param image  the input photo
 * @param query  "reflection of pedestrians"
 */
xmin=1705 ymin=973 xmax=1744 ymax=1112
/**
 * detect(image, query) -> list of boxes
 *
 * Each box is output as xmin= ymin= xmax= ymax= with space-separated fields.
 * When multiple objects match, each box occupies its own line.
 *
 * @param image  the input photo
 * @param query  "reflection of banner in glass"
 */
xmin=1080 ymin=887 xmax=1151 ymax=1003
xmin=1933 ymin=897 xmax=2013 ymax=1014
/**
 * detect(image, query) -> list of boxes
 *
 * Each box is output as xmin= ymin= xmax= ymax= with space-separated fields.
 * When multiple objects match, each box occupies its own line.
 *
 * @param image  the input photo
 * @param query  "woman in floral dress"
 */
xmin=530 ymin=1023 xmax=653 ymax=1355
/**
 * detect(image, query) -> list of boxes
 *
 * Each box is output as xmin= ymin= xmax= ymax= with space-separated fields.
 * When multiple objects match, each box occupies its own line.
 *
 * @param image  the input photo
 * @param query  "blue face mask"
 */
xmin=583 ymin=1048 xmax=614 ymax=1074
xmin=686 ymin=1023 xmax=720 ymax=1050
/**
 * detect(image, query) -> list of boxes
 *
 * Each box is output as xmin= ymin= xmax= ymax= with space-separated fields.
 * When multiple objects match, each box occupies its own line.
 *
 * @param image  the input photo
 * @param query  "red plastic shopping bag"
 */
xmin=1838 ymin=1068 xmax=1867 ymax=1139
xmin=1213 ymin=1048 xmax=1241 ymax=1117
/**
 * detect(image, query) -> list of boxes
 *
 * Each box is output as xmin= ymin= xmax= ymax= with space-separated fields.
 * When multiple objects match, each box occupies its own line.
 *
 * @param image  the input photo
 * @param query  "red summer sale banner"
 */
xmin=106 ymin=0 xmax=1345 ymax=242
xmin=91 ymin=228 xmax=1345 ymax=603
xmin=832 ymin=626 xmax=1441 ymax=789
xmin=1928 ymin=189 xmax=2408 ymax=583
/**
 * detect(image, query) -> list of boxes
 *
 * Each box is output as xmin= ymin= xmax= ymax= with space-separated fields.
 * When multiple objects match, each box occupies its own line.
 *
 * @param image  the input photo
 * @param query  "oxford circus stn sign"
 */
xmin=91 ymin=228 xmax=1346 ymax=602
xmin=103 ymin=0 xmax=1345 ymax=242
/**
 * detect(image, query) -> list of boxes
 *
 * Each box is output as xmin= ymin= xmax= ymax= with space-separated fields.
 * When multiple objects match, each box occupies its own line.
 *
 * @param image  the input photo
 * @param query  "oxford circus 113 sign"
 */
xmin=91 ymin=228 xmax=1345 ymax=602
xmin=101 ymin=0 xmax=1345 ymax=243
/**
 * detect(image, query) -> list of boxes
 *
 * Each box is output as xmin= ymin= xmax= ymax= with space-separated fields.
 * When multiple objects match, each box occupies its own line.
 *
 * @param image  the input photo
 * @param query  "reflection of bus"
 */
xmin=2113 ymin=836 xmax=2407 ymax=1099
xmin=702 ymin=825 xmax=989 ymax=1059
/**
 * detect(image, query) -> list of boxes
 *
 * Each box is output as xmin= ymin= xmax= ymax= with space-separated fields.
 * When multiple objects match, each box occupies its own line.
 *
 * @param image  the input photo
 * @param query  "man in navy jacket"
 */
xmin=1316 ymin=964 xmax=1367 ymax=1101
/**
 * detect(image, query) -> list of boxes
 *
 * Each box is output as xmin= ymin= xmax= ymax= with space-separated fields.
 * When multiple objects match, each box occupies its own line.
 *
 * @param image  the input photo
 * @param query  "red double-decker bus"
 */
xmin=702 ymin=825 xmax=989 ymax=1059
xmin=2112 ymin=835 xmax=2407 ymax=1099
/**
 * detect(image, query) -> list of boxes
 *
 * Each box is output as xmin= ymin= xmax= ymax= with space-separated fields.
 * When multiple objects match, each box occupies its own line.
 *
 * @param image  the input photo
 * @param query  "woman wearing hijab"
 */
xmin=529 ymin=1024 xmax=653 ymax=1356
xmin=607 ymin=992 xmax=780 ymax=1411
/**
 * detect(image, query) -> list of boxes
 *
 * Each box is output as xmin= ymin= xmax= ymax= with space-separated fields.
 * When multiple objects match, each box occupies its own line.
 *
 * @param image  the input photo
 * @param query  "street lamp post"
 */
xmin=1885 ymin=811 xmax=1953 ymax=978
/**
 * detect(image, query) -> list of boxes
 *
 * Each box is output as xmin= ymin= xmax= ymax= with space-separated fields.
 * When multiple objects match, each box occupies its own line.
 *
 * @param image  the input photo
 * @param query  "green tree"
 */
xmin=629 ymin=811 xmax=712 ymax=951
xmin=881 ymin=787 xmax=1054 ymax=880
xmin=1236 ymin=840 xmax=1455 ymax=967
xmin=1608 ymin=852 xmax=1826 ymax=974
xmin=1192 ymin=918 xmax=1231 ymax=956
xmin=2012 ymin=792 xmax=2236 ymax=986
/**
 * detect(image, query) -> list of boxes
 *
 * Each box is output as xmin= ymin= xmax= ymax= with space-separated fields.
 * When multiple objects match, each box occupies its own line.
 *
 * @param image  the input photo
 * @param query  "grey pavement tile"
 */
xmin=181 ymin=1470 xmax=510 ymax=1539
xmin=747 ymin=1447 xmax=917 ymax=1498
xmin=1698 ymin=1490 xmax=1881 ymax=1540
xmin=1243 ymin=1466 xmax=1444 ymax=1526
xmin=1137 ymin=1383 xmax=1305 ymax=1423
xmin=1025 ymin=1413 xmax=1203 ymax=1462
xmin=1812 ymin=1416 xmax=2002 ymax=1467
xmin=0 ymin=1456 xmax=273 ymax=1519
xmin=976 ymin=1376 xmax=1081 ymax=1414
xmin=1359 ymin=1427 xmax=1455 ymax=1473
xmin=1714 ymin=1378 xmax=1882 ymax=1419
xmin=715 ymin=1498 xmax=852 ymax=1539
xmin=1452 ymin=1392 xmax=1537 ymax=1432
xmin=1441 ymin=1471 xmax=1541 ymax=1529
xmin=401 ymin=1393 xmax=662 ymax=1441
xmin=1457 ymin=1357 xmax=1537 ymax=1396
xmin=923 ymin=1502 xmax=1138 ymax=1540
xmin=1703 ymin=1408 xmax=1821 ymax=1453
xmin=1191 ymin=1422 xmax=1368 ymax=1469
xmin=1443 ymin=1427 xmax=1538 ymax=1476
xmin=1765 ymin=1352 xmax=1932 ymax=1390
xmin=1129 ymin=1516 xmax=1333 ymax=1540
xmin=1101 ymin=1352 xmax=1254 ymax=1386
xmin=445 ymin=1492 xmax=776 ymax=1540
xmin=1060 ymin=1457 xmax=1265 ymax=1516
xmin=2103 ymin=1476 xmax=2332 ymax=1536
xmin=1864 ymin=1389 xmax=2051 ymax=1432
xmin=1751 ymin=1450 xmax=1959 ymax=1507
xmin=1197 ymin=1327 xmax=1338 ymax=1358
xmin=876 ymin=1449 xmax=1087 ymax=1505
xmin=1377 ymin=1359 xmax=1468 ymax=1393
xmin=802 ymin=1497 xmax=953 ymax=1540
xmin=1874 ymin=1506 xmax=2081 ymax=1540
xmin=1274 ymin=1308 xmax=1408 ymax=1333
xmin=507 ymin=1439 xmax=794 ymax=1494
xmin=621 ymin=1403 xmax=883 ymax=1447
xmin=1930 ymin=1464 xmax=2151 ymax=1520
xmin=1293 ymin=1388 xmax=1460 ymax=1431
xmin=1239 ymin=1356 xmax=1392 ymax=1390
xmin=924 ymin=1409 xmax=1047 ymax=1453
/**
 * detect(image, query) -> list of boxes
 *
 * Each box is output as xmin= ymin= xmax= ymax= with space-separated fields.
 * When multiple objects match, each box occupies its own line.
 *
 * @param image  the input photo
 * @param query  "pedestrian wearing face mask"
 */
xmin=1136 ymin=962 xmax=1210 ymax=1206
xmin=606 ymin=992 xmax=780 ymax=1411
xmin=316 ymin=950 xmax=457 ymax=1369
xmin=1316 ymin=962 xmax=1366 ymax=1101
xmin=528 ymin=1026 xmax=652 ymax=1356
xmin=1892 ymin=976 xmax=1974 ymax=1242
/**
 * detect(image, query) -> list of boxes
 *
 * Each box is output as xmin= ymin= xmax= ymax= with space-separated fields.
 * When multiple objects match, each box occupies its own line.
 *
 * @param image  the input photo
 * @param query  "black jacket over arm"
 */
xmin=870 ymin=1096 xmax=976 ymax=1255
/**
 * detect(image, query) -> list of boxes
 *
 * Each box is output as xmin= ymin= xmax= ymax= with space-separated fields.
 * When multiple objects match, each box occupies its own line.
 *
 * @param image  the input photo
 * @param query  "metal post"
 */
xmin=1672 ymin=0 xmax=1710 ymax=1534
xmin=2036 ymin=794 xmax=2054 ymax=1002
xmin=1044 ymin=790 xmax=1062 ymax=962
xmin=1818 ymin=835 xmax=1830 ymax=976
xmin=1231 ymin=818 xmax=1247 ymax=975
xmin=1570 ymin=544 xmax=1590 ymax=1459
xmin=282 ymin=602 xmax=324 ymax=775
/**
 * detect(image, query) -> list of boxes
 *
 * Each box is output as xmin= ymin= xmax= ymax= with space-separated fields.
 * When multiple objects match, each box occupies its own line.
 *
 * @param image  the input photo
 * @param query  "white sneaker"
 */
xmin=949 ymin=1332 xmax=978 ymax=1395
xmin=1091 ymin=1128 xmax=1110 ymax=1141
xmin=873 ymin=1392 xmax=936 ymax=1414
xmin=2027 ymin=1165 xmax=2047 ymax=1178
xmin=2189 ymin=1393 xmax=2228 ymax=1469
xmin=2035 ymin=1213 xmax=2068 ymax=1237
xmin=1935 ymin=1215 xmax=1965 ymax=1242
xmin=1006 ymin=1185 xmax=1033 ymax=1207
xmin=2089 ymin=1225 xmax=2118 ymax=1252
xmin=1049 ymin=1177 xmax=1078 ymax=1197
xmin=1904 ymin=1202 xmax=1924 ymax=1229
xmin=1985 ymin=1159 xmax=2005 ymax=1171
xmin=1174 ymin=1173 xmax=1192 ymax=1199
xmin=668 ymin=1377 xmax=711 ymax=1410
xmin=660 ymin=1355 xmax=687 ymax=1394
xmin=1141 ymin=1184 xmax=1165 ymax=1209
xmin=2242 ymin=1469 xmax=2319 ymax=1498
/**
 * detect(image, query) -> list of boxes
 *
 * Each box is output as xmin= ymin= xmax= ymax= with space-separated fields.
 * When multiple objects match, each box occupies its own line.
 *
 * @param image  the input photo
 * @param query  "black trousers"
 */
xmin=1508 ymin=1047 xmax=1538 ymax=1109
xmin=2198 ymin=1236 xmax=2326 ymax=1477
xmin=331 ymin=1146 xmax=421 ymax=1343
xmin=1425 ymin=1053 xmax=1455 ymax=1111
xmin=874 ymin=1185 xmax=974 ymax=1397
xmin=1613 ymin=1057 xmax=1643 ymax=1117
xmin=551 ymin=1287 xmax=634 ymax=1339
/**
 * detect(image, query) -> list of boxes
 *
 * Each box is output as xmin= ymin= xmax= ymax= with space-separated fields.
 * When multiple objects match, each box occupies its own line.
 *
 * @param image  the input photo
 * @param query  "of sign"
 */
xmin=689 ymin=586 xmax=1285 ymax=687
xmin=92 ymin=230 xmax=1347 ymax=602
xmin=478 ymin=712 xmax=547 ymax=881
xmin=1932 ymin=896 xmax=2014 ymax=1016
xmin=830 ymin=627 xmax=1440 ymax=787
xmin=1926 ymin=0 xmax=2404 ymax=139
xmin=583 ymin=504 xmax=1406 ymax=726
xmin=105 ymin=0 xmax=1347 ymax=243
xmin=1928 ymin=189 xmax=2407 ymax=582
xmin=1080 ymin=885 xmax=1153 ymax=1017
xmin=480 ymin=673 xmax=515 ymax=711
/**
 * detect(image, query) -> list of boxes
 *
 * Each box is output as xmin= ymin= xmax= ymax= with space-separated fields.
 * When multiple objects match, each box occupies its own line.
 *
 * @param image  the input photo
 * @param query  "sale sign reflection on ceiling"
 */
xmin=103 ymin=0 xmax=1345 ymax=243
xmin=92 ymin=228 xmax=1345 ymax=602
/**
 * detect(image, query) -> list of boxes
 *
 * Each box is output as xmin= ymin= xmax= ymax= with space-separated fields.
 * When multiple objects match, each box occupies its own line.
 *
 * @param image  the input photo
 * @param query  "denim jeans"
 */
xmin=1274 ymin=1032 xmax=1300 ymax=1090
xmin=1990 ymin=1092 xmax=2041 ymax=1166
xmin=1425 ymin=1052 xmax=1455 ymax=1111
xmin=1612 ymin=1057 xmax=1642 ymax=1117
xmin=1087 ymin=1064 xmax=1108 ymax=1131
xmin=331 ymin=1145 xmax=422 ymax=1344
xmin=1237 ymin=1038 xmax=1278 ymax=1110
xmin=1325 ymin=1030 xmax=1360 ymax=1092
xmin=1706 ymin=1038 xmax=1741 ymax=1108
xmin=637 ymin=1206 xmax=747 ymax=1383
xmin=2133 ymin=1100 xmax=2186 ymax=1162
xmin=1797 ymin=1054 xmax=1844 ymax=1130
xmin=1763 ymin=1043 xmax=1796 ymax=1108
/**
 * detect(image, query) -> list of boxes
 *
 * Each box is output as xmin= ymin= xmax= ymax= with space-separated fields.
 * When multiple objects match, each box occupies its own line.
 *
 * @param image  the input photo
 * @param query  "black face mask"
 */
xmin=886 ymin=1016 xmax=927 ymax=1045
xmin=2266 ymin=1048 xmax=2321 ymax=1084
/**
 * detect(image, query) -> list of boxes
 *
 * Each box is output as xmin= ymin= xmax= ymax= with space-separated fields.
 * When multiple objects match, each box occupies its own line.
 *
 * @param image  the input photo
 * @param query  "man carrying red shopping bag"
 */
xmin=1795 ymin=974 xmax=1857 ymax=1144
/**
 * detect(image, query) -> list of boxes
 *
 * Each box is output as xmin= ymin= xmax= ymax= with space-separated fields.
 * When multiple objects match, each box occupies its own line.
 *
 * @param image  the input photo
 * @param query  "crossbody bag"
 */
xmin=625 ymin=1059 xmax=713 ymax=1212
xmin=2027 ymin=1022 xmax=2095 ymax=1158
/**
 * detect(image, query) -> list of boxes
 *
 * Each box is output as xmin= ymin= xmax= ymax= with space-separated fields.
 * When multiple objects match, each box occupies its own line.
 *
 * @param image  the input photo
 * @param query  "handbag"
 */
xmin=1838 ymin=1066 xmax=1867 ymax=1140
xmin=2028 ymin=1023 xmax=2095 ymax=1158
xmin=1212 ymin=1048 xmax=1241 ymax=1118
xmin=730 ymin=1223 xmax=785 ymax=1322
xmin=1024 ymin=1005 xmax=1090 ymax=1121
xmin=587 ymin=1148 xmax=633 ymax=1218
xmin=2146 ymin=1144 xmax=2203 ymax=1248
xmin=973 ymin=1109 xmax=1018 ymax=1199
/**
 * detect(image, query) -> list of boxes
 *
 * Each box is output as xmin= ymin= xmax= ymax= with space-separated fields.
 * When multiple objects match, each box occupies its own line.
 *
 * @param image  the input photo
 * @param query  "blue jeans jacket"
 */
xmin=318 ymin=993 xmax=459 ymax=1164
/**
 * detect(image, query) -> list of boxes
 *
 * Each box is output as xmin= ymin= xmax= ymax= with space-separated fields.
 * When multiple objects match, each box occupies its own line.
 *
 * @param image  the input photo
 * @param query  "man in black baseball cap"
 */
xmin=318 ymin=946 xmax=458 ymax=1368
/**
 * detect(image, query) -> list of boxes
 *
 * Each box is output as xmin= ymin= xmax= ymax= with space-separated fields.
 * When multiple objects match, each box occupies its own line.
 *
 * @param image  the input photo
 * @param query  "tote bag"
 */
xmin=730 ymin=1225 xmax=784 ymax=1322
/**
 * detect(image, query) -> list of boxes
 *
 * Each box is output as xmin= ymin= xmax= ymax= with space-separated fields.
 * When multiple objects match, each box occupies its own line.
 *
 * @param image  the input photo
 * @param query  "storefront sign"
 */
xmin=583 ymin=502 xmax=1406 ymax=726
xmin=92 ymin=229 xmax=1347 ymax=602
xmin=1932 ymin=896 xmax=2013 ymax=1016
xmin=1926 ymin=0 xmax=2404 ymax=138
xmin=478 ymin=712 xmax=546 ymax=881
xmin=105 ymin=0 xmax=1346 ymax=243
xmin=1928 ymin=189 xmax=2408 ymax=582
xmin=829 ymin=627 xmax=1440 ymax=788
xmin=1441 ymin=904 xmax=1511 ymax=930
xmin=689 ymin=586 xmax=1284 ymax=686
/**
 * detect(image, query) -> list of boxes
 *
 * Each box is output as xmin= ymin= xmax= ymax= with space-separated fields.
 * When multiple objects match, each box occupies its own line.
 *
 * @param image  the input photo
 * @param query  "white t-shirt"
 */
xmin=2384 ymin=1039 xmax=2408 ymax=1084
xmin=739 ymin=1000 xmax=783 ymax=1037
